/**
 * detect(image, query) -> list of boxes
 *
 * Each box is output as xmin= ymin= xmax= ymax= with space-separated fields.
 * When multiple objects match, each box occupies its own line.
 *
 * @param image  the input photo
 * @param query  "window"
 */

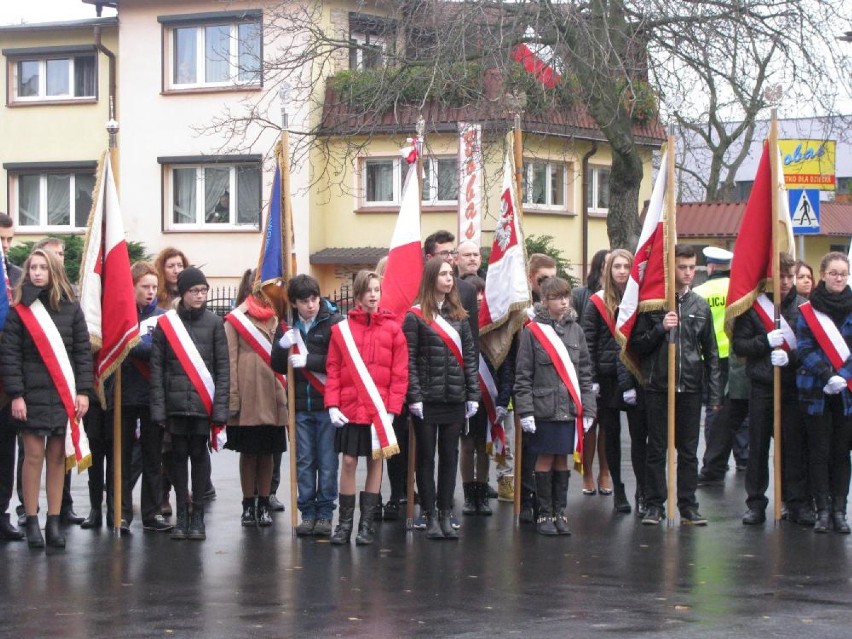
xmin=523 ymin=160 xmax=567 ymax=209
xmin=348 ymin=13 xmax=395 ymax=70
xmin=8 ymin=169 xmax=96 ymax=230
xmin=160 ymin=12 xmax=262 ymax=89
xmin=162 ymin=158 xmax=261 ymax=229
xmin=5 ymin=46 xmax=96 ymax=103
xmin=586 ymin=165 xmax=610 ymax=213
xmin=734 ymin=180 xmax=753 ymax=202
xmin=364 ymin=159 xmax=399 ymax=205
xmin=361 ymin=157 xmax=458 ymax=207
xmin=421 ymin=158 xmax=458 ymax=204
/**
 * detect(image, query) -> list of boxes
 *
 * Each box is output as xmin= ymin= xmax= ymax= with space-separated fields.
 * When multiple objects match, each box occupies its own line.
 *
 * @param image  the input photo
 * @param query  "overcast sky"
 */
xmin=0 ymin=0 xmax=116 ymax=25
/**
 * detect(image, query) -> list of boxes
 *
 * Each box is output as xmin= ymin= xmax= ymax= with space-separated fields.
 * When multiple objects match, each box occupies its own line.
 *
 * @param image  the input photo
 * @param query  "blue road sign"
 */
xmin=789 ymin=189 xmax=820 ymax=234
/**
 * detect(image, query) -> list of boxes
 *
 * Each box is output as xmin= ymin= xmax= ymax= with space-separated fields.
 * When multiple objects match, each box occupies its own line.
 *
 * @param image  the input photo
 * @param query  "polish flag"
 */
xmin=511 ymin=26 xmax=563 ymax=89
xmin=479 ymin=132 xmax=531 ymax=367
xmin=379 ymin=155 xmax=423 ymax=317
xmin=79 ymin=152 xmax=140 ymax=404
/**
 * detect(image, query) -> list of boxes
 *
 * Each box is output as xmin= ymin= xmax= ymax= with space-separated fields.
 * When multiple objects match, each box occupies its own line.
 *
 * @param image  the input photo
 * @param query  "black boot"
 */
xmin=833 ymin=510 xmax=850 ymax=534
xmin=476 ymin=482 xmax=492 ymax=516
xmin=814 ymin=506 xmax=831 ymax=534
xmin=45 ymin=515 xmax=65 ymax=549
xmin=256 ymin=497 xmax=273 ymax=527
xmin=0 ymin=513 xmax=24 ymax=540
xmin=187 ymin=504 xmax=206 ymax=540
xmin=534 ymin=471 xmax=558 ymax=536
xmin=425 ymin=511 xmax=444 ymax=539
xmin=80 ymin=507 xmax=102 ymax=530
xmin=25 ymin=516 xmax=44 ymax=548
xmin=171 ymin=504 xmax=189 ymax=540
xmin=613 ymin=483 xmax=632 ymax=514
xmin=355 ymin=492 xmax=380 ymax=546
xmin=438 ymin=510 xmax=459 ymax=539
xmin=462 ymin=483 xmax=477 ymax=516
xmin=241 ymin=498 xmax=257 ymax=527
xmin=330 ymin=494 xmax=355 ymax=545
xmin=552 ymin=471 xmax=572 ymax=535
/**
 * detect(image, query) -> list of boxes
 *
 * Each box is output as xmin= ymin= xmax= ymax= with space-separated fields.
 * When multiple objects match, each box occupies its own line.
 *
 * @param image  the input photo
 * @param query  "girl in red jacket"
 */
xmin=325 ymin=270 xmax=408 ymax=545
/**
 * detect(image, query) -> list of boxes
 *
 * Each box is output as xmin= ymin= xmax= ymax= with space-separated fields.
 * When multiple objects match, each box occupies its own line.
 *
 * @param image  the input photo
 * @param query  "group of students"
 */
xmin=2 ymin=215 xmax=852 ymax=549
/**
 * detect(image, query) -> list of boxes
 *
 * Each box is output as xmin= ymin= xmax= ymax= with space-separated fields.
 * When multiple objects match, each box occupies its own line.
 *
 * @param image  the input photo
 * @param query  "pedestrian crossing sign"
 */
xmin=789 ymin=189 xmax=820 ymax=234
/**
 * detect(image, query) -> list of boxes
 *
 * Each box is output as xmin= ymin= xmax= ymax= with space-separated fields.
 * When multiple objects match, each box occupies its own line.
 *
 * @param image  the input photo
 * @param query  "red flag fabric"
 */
xmin=79 ymin=152 xmax=140 ymax=404
xmin=379 ymin=161 xmax=423 ymax=317
xmin=511 ymin=27 xmax=563 ymax=89
xmin=724 ymin=140 xmax=795 ymax=334
xmin=479 ymin=131 xmax=530 ymax=367
xmin=616 ymin=148 xmax=674 ymax=379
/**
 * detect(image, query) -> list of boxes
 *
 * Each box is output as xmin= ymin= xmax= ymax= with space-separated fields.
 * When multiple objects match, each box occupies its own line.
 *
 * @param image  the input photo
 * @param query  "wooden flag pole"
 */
xmin=769 ymin=111 xmax=783 ymax=524
xmin=512 ymin=114 xmax=525 ymax=519
xmin=665 ymin=135 xmax=678 ymax=528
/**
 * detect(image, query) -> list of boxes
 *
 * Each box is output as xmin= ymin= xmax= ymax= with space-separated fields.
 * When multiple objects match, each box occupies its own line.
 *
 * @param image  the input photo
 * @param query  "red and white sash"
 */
xmin=16 ymin=300 xmax=92 ymax=472
xmin=479 ymin=354 xmax=505 ymax=459
xmin=799 ymin=301 xmax=852 ymax=392
xmin=158 ymin=310 xmax=216 ymax=417
xmin=285 ymin=322 xmax=327 ymax=395
xmin=753 ymin=294 xmax=796 ymax=351
xmin=589 ymin=291 xmax=618 ymax=339
xmin=331 ymin=320 xmax=399 ymax=459
xmin=409 ymin=306 xmax=464 ymax=367
xmin=526 ymin=320 xmax=585 ymax=466
xmin=225 ymin=309 xmax=287 ymax=391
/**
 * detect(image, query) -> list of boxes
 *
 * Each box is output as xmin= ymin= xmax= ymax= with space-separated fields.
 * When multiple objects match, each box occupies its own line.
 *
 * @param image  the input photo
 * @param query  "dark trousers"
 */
xmin=0 ymin=404 xmax=16 ymax=515
xmin=117 ymin=407 xmax=164 ymax=524
xmin=644 ymin=391 xmax=702 ymax=512
xmin=745 ymin=383 xmax=809 ymax=511
xmin=414 ymin=420 xmax=462 ymax=511
xmin=385 ymin=411 xmax=410 ymax=502
xmin=599 ymin=388 xmax=648 ymax=492
xmin=81 ymin=402 xmax=123 ymax=519
xmin=521 ymin=436 xmax=537 ymax=508
xmin=271 ymin=452 xmax=283 ymax=495
xmin=702 ymin=398 xmax=751 ymax=478
xmin=171 ymin=433 xmax=209 ymax=507
xmin=805 ymin=395 xmax=852 ymax=512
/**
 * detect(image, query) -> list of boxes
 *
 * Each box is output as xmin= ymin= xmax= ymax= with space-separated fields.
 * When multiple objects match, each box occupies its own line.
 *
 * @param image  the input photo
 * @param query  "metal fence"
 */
xmin=205 ymin=283 xmax=356 ymax=318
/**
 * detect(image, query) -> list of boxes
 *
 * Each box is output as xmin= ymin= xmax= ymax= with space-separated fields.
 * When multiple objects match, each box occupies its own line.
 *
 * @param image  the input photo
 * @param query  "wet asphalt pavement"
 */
xmin=2 ymin=429 xmax=852 ymax=639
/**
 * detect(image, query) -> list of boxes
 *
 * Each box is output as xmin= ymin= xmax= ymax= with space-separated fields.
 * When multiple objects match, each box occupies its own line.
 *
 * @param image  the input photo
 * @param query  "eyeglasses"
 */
xmin=187 ymin=287 xmax=209 ymax=296
xmin=827 ymin=272 xmax=849 ymax=279
xmin=435 ymin=250 xmax=457 ymax=258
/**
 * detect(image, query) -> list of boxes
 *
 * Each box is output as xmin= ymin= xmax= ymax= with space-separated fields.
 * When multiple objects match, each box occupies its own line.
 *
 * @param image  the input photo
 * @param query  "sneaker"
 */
xmin=383 ymin=500 xmax=400 ymax=521
xmin=449 ymin=512 xmax=461 ymax=530
xmin=203 ymin=486 xmax=217 ymax=501
xmin=143 ymin=515 xmax=174 ymax=532
xmin=313 ymin=518 xmax=333 ymax=537
xmin=295 ymin=518 xmax=315 ymax=537
xmin=681 ymin=508 xmax=708 ymax=526
xmin=411 ymin=511 xmax=427 ymax=530
xmin=497 ymin=476 xmax=515 ymax=502
xmin=642 ymin=506 xmax=663 ymax=525
xmin=268 ymin=495 xmax=286 ymax=512
xmin=742 ymin=508 xmax=766 ymax=525
xmin=519 ymin=506 xmax=534 ymax=524
xmin=696 ymin=471 xmax=724 ymax=487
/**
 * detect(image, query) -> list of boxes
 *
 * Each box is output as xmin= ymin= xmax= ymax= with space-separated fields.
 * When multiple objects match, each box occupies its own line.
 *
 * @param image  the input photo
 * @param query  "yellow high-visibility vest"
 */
xmin=693 ymin=275 xmax=729 ymax=359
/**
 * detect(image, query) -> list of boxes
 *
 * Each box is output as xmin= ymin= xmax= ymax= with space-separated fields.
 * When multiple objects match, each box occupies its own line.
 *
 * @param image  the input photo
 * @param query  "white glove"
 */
xmin=583 ymin=416 xmax=595 ymax=433
xmin=520 ymin=416 xmax=536 ymax=433
xmin=278 ymin=329 xmax=297 ymax=349
xmin=622 ymin=389 xmax=638 ymax=405
xmin=591 ymin=382 xmax=601 ymax=396
xmin=495 ymin=406 xmax=508 ymax=422
xmin=823 ymin=375 xmax=846 ymax=395
xmin=288 ymin=353 xmax=307 ymax=369
xmin=409 ymin=402 xmax=424 ymax=419
xmin=465 ymin=401 xmax=479 ymax=418
xmin=770 ymin=350 xmax=789 ymax=367
xmin=766 ymin=329 xmax=785 ymax=348
xmin=328 ymin=407 xmax=349 ymax=427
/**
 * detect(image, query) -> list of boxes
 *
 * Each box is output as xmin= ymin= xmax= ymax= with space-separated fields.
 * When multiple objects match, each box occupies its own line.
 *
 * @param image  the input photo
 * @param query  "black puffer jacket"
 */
xmin=0 ymin=282 xmax=93 ymax=431
xmin=629 ymin=290 xmax=722 ymax=404
xmin=105 ymin=300 xmax=165 ymax=408
xmin=732 ymin=288 xmax=803 ymax=389
xmin=271 ymin=299 xmax=342 ymax=412
xmin=149 ymin=303 xmax=230 ymax=424
xmin=580 ymin=295 xmax=623 ymax=380
xmin=403 ymin=306 xmax=479 ymax=405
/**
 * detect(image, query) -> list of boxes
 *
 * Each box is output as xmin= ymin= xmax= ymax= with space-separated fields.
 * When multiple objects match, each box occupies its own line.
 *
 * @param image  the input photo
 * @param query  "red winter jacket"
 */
xmin=325 ymin=307 xmax=409 ymax=425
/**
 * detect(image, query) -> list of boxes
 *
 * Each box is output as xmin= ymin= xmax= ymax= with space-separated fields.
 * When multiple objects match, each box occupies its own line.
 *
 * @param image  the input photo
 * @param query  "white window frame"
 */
xmin=360 ymin=156 xmax=460 ymax=208
xmin=349 ymin=32 xmax=386 ymax=70
xmin=421 ymin=157 xmax=459 ymax=205
xmin=166 ymin=20 xmax=261 ymax=90
xmin=587 ymin=165 xmax=611 ymax=214
xmin=11 ymin=171 xmax=95 ymax=232
xmin=523 ymin=159 xmax=569 ymax=210
xmin=9 ymin=54 xmax=96 ymax=103
xmin=361 ymin=158 xmax=401 ymax=206
xmin=165 ymin=162 xmax=262 ymax=231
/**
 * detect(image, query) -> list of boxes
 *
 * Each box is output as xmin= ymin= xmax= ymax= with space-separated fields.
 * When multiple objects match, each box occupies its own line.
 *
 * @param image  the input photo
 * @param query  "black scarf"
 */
xmin=809 ymin=280 xmax=852 ymax=325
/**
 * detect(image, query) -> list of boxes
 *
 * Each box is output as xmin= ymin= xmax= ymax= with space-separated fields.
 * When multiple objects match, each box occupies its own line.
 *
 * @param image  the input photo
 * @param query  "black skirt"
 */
xmin=526 ymin=420 xmax=576 ymax=455
xmin=225 ymin=425 xmax=287 ymax=455
xmin=335 ymin=423 xmax=373 ymax=457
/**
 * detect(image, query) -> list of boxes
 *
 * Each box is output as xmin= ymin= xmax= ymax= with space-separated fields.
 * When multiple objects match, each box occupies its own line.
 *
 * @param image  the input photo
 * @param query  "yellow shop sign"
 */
xmin=778 ymin=139 xmax=836 ymax=190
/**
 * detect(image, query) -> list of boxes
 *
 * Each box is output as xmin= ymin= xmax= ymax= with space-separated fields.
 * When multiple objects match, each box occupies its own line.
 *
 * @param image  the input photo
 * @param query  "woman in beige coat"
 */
xmin=224 ymin=270 xmax=288 ymax=527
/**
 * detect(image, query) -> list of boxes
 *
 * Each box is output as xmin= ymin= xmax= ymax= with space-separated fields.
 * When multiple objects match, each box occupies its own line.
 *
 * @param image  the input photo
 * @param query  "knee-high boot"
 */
xmin=355 ymin=492 xmax=380 ymax=545
xmin=534 ymin=471 xmax=557 ymax=536
xmin=330 ymin=494 xmax=355 ymax=545
xmin=552 ymin=471 xmax=572 ymax=536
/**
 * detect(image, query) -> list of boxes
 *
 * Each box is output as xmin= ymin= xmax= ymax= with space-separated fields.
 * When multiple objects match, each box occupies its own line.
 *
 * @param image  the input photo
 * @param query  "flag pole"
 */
xmin=769 ymin=110 xmax=783 ymax=524
xmin=106 ymin=101 xmax=124 ymax=535
xmin=406 ymin=116 xmax=425 ymax=529
xmin=512 ymin=112 xmax=525 ymax=519
xmin=665 ymin=134 xmax=678 ymax=528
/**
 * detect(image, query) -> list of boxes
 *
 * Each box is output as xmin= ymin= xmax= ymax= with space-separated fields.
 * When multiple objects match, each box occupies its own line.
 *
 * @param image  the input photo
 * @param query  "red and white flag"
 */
xmin=511 ymin=26 xmax=563 ymax=89
xmin=479 ymin=132 xmax=531 ymax=368
xmin=379 ymin=144 xmax=423 ymax=317
xmin=79 ymin=152 xmax=140 ymax=404
xmin=724 ymin=140 xmax=795 ymax=334
xmin=616 ymin=148 xmax=675 ymax=379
